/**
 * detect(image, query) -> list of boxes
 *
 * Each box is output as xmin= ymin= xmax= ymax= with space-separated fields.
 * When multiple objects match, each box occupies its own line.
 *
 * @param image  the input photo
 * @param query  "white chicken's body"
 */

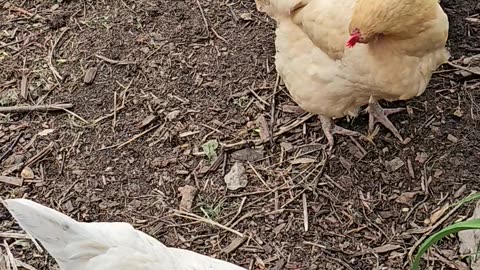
xmin=273 ymin=0 xmax=449 ymax=119
xmin=3 ymin=199 xmax=245 ymax=270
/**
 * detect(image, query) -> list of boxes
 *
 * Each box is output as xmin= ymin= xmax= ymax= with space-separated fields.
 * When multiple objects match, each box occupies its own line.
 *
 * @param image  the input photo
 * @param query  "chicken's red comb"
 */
xmin=346 ymin=32 xmax=361 ymax=48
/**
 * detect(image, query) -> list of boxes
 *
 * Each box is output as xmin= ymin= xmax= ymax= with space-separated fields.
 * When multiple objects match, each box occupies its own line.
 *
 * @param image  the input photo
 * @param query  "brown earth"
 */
xmin=1 ymin=0 xmax=479 ymax=269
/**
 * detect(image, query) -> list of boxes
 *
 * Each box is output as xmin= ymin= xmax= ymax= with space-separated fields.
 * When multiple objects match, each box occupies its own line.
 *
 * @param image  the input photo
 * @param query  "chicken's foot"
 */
xmin=319 ymin=115 xmax=363 ymax=152
xmin=367 ymin=100 xmax=405 ymax=142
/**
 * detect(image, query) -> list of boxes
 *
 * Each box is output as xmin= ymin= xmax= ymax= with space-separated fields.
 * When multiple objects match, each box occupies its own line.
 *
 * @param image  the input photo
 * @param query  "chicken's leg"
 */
xmin=319 ymin=115 xmax=362 ymax=151
xmin=367 ymin=99 xmax=405 ymax=142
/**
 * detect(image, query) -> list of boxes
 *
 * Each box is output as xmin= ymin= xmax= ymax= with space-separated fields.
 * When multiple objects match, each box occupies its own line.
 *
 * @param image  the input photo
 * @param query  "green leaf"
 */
xmin=412 ymin=219 xmax=480 ymax=270
xmin=201 ymin=139 xmax=219 ymax=164
xmin=451 ymin=193 xmax=480 ymax=209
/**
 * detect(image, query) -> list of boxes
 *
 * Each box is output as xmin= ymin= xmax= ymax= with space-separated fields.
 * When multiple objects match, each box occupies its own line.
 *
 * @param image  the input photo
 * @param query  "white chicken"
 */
xmin=3 ymin=198 xmax=245 ymax=270
xmin=255 ymin=0 xmax=449 ymax=148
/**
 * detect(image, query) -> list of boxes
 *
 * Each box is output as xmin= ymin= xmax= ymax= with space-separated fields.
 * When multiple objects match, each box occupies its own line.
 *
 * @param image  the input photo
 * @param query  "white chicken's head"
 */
xmin=347 ymin=0 xmax=439 ymax=47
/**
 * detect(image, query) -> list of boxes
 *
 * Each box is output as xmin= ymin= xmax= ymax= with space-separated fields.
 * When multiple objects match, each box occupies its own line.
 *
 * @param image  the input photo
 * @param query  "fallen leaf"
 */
xmin=453 ymin=107 xmax=464 ymax=117
xmin=224 ymin=162 xmax=248 ymax=191
xmin=385 ymin=157 xmax=405 ymax=172
xmin=178 ymin=185 xmax=198 ymax=212
xmin=395 ymin=191 xmax=418 ymax=205
xmin=280 ymin=142 xmax=293 ymax=151
xmin=428 ymin=203 xmax=450 ymax=225
xmin=166 ymin=110 xmax=181 ymax=121
xmin=138 ymin=115 xmax=156 ymax=129
xmin=339 ymin=156 xmax=353 ymax=170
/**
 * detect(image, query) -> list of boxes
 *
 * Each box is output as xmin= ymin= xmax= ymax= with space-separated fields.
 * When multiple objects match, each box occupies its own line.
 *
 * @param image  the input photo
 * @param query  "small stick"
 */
xmin=195 ymin=0 xmax=210 ymax=36
xmin=113 ymin=91 xmax=117 ymax=134
xmin=0 ymin=176 xmax=23 ymax=187
xmin=226 ymin=196 xmax=247 ymax=227
xmin=0 ymin=233 xmax=29 ymax=239
xmin=101 ymin=124 xmax=161 ymax=150
xmin=0 ymin=132 xmax=23 ymax=164
xmin=249 ymin=88 xmax=269 ymax=107
xmin=61 ymin=108 xmax=89 ymax=124
xmin=25 ymin=142 xmax=54 ymax=167
xmin=0 ymin=103 xmax=73 ymax=113
xmin=9 ymin=5 xmax=46 ymax=20
xmin=221 ymin=113 xmax=315 ymax=149
xmin=95 ymin=54 xmax=136 ymax=65
xmin=248 ymin=162 xmax=271 ymax=190
xmin=3 ymin=240 xmax=18 ymax=270
xmin=47 ymin=28 xmax=69 ymax=81
xmin=269 ymin=74 xmax=280 ymax=144
xmin=447 ymin=61 xmax=480 ymax=76
xmin=174 ymin=210 xmax=244 ymax=237
xmin=302 ymin=193 xmax=309 ymax=232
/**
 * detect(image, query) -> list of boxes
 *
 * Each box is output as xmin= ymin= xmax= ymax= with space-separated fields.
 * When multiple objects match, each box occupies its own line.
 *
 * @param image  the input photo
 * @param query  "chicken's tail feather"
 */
xmin=3 ymin=198 xmax=89 ymax=267
xmin=254 ymin=0 xmax=307 ymax=18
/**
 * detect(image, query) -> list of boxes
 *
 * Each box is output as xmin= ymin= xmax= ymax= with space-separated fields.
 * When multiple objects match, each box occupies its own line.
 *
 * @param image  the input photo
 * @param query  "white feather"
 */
xmin=4 ymin=199 xmax=245 ymax=270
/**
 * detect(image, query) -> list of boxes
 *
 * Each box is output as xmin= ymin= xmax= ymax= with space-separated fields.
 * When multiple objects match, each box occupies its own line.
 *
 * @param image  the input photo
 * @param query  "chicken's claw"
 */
xmin=318 ymin=115 xmax=363 ymax=152
xmin=367 ymin=101 xmax=405 ymax=142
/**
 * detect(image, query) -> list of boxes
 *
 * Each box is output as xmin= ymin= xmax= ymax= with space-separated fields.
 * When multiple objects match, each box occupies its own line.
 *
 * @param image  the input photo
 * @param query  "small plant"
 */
xmin=201 ymin=139 xmax=218 ymax=164
xmin=0 ymin=90 xmax=18 ymax=106
xmin=412 ymin=193 xmax=480 ymax=270
xmin=199 ymin=201 xmax=224 ymax=221
xmin=233 ymin=96 xmax=249 ymax=108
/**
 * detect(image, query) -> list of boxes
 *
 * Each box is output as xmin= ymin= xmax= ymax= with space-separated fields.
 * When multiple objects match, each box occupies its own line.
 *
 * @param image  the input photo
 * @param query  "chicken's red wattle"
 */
xmin=346 ymin=32 xmax=361 ymax=48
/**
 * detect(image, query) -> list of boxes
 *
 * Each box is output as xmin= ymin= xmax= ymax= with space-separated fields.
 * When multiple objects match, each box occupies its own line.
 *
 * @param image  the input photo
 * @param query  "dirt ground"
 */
xmin=1 ymin=0 xmax=480 ymax=269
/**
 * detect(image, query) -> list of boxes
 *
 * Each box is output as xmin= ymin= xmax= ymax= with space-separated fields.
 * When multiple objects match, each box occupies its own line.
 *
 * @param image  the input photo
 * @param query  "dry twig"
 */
xmin=173 ymin=210 xmax=244 ymax=237
xmin=0 ymin=103 xmax=73 ymax=113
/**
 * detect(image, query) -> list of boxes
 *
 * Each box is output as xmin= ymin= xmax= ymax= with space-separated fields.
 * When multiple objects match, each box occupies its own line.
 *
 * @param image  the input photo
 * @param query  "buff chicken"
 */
xmin=3 ymin=198 xmax=245 ymax=270
xmin=255 ymin=0 xmax=449 ymax=149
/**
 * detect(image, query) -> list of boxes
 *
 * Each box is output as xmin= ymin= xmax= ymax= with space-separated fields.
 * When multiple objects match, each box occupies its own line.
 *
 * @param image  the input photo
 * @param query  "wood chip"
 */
xmin=447 ymin=134 xmax=458 ymax=143
xmin=354 ymin=244 xmax=401 ymax=256
xmin=178 ymin=185 xmax=198 ymax=212
xmin=407 ymin=159 xmax=415 ymax=178
xmin=290 ymin=158 xmax=316 ymax=165
xmin=138 ymin=115 xmax=157 ymax=129
xmin=83 ymin=67 xmax=97 ymax=84
xmin=372 ymin=244 xmax=402 ymax=254
xmin=255 ymin=114 xmax=270 ymax=141
xmin=222 ymin=236 xmax=247 ymax=254
xmin=385 ymin=157 xmax=405 ymax=172
xmin=179 ymin=131 xmax=200 ymax=138
xmin=395 ymin=191 xmax=418 ymax=205
xmin=20 ymin=74 xmax=28 ymax=99
xmin=231 ymin=148 xmax=264 ymax=162
xmin=0 ymin=176 xmax=23 ymax=186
